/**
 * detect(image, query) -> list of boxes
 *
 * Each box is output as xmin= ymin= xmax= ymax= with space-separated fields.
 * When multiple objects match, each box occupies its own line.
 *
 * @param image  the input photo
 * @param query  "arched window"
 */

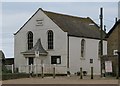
xmin=98 ymin=41 xmax=101 ymax=58
xmin=48 ymin=30 xmax=54 ymax=49
xmin=27 ymin=31 xmax=33 ymax=50
xmin=81 ymin=39 xmax=85 ymax=57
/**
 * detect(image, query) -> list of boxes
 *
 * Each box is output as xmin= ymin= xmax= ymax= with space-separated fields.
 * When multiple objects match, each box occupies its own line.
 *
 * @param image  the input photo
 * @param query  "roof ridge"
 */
xmin=43 ymin=10 xmax=88 ymax=20
xmin=42 ymin=8 xmax=105 ymax=39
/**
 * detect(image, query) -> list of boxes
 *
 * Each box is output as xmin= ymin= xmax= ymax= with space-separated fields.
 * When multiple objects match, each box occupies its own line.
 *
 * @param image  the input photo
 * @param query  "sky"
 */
xmin=1 ymin=2 xmax=119 ymax=58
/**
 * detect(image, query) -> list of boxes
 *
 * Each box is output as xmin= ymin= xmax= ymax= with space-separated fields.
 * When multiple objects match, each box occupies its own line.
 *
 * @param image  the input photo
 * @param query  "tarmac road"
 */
xmin=2 ymin=76 xmax=119 ymax=84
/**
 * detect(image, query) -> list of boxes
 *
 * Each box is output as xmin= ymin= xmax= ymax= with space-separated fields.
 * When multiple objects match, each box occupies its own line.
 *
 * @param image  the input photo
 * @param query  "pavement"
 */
xmin=2 ymin=75 xmax=120 ymax=84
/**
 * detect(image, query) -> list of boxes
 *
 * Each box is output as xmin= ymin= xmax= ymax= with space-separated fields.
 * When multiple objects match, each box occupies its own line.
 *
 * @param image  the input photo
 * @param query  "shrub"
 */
xmin=83 ymin=71 xmax=87 ymax=76
xmin=2 ymin=73 xmax=29 ymax=80
xmin=76 ymin=72 xmax=80 ymax=76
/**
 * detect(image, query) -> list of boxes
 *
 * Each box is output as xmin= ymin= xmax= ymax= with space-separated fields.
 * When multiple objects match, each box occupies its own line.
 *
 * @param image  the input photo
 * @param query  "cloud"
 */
xmin=0 ymin=2 xmax=2 ymax=50
xmin=2 ymin=2 xmax=118 ymax=58
xmin=2 ymin=37 xmax=14 ymax=58
xmin=3 ymin=12 xmax=33 ymax=33
xmin=1 ymin=0 xmax=120 ymax=2
xmin=119 ymin=2 xmax=120 ymax=19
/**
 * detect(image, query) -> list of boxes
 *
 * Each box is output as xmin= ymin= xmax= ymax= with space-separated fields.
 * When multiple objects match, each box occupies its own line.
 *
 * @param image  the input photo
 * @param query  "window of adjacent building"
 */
xmin=81 ymin=39 xmax=85 ymax=58
xmin=28 ymin=31 xmax=33 ymax=50
xmin=48 ymin=30 xmax=54 ymax=49
xmin=51 ymin=56 xmax=61 ymax=64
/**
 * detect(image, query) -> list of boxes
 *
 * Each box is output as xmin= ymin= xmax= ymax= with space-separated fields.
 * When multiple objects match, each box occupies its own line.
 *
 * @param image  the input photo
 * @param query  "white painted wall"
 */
xmin=69 ymin=36 xmax=107 ymax=75
xmin=14 ymin=9 xmax=107 ymax=75
xmin=14 ymin=9 xmax=67 ymax=73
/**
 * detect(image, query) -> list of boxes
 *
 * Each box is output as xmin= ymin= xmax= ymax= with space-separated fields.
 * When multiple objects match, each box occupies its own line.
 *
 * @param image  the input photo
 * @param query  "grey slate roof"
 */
xmin=22 ymin=39 xmax=48 ymax=56
xmin=14 ymin=8 xmax=106 ymax=39
xmin=43 ymin=10 xmax=106 ymax=39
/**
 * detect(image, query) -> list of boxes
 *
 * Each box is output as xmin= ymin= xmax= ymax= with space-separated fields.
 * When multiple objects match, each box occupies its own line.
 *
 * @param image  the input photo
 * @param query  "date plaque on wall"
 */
xmin=36 ymin=18 xmax=44 ymax=26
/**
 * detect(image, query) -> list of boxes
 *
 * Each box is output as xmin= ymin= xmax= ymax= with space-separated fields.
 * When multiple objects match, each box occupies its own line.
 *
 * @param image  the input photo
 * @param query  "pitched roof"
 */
xmin=14 ymin=8 xmax=106 ymax=39
xmin=106 ymin=19 xmax=120 ymax=38
xmin=0 ymin=50 xmax=5 ymax=60
xmin=22 ymin=39 xmax=48 ymax=56
xmin=43 ymin=10 xmax=106 ymax=39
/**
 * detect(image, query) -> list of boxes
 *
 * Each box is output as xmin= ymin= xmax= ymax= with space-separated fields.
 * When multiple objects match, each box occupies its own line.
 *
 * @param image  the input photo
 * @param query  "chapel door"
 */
xmin=28 ymin=58 xmax=34 ymax=65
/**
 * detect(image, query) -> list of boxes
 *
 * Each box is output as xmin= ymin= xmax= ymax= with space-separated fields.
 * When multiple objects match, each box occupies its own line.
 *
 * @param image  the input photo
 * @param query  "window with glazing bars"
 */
xmin=48 ymin=30 xmax=53 ymax=49
xmin=28 ymin=31 xmax=33 ymax=50
xmin=81 ymin=39 xmax=85 ymax=57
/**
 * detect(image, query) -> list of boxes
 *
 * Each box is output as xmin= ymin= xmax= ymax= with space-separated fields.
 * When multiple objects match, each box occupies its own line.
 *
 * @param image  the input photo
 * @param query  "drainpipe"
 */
xmin=67 ymin=33 xmax=70 ymax=76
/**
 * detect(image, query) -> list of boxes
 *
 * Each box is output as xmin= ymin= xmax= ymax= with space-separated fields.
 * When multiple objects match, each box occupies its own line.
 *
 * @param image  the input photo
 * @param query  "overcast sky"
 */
xmin=1 ymin=2 xmax=119 ymax=58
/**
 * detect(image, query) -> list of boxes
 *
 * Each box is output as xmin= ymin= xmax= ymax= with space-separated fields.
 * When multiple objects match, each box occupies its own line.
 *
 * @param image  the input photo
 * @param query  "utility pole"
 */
xmin=99 ymin=7 xmax=103 ymax=77
xmin=117 ymin=17 xmax=119 ymax=79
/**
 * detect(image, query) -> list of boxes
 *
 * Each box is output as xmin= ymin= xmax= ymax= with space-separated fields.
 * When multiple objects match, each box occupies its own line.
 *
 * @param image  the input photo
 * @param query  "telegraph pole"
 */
xmin=100 ymin=7 xmax=103 ymax=55
xmin=100 ymin=7 xmax=103 ymax=77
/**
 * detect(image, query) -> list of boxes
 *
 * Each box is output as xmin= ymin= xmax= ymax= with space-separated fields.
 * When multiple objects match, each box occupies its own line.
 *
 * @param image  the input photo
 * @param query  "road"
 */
xmin=2 ymin=76 xmax=119 ymax=84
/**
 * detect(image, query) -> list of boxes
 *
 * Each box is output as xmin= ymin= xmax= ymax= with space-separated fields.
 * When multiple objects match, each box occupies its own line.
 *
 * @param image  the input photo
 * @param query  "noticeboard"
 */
xmin=105 ymin=61 xmax=112 ymax=72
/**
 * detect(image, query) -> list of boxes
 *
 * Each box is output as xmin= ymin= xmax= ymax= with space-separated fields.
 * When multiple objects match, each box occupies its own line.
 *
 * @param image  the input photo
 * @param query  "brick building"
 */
xmin=103 ymin=19 xmax=120 ymax=76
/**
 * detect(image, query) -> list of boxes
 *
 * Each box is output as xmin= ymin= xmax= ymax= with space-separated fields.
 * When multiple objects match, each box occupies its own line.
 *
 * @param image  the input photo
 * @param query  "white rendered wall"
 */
xmin=14 ymin=9 xmax=67 ymax=73
xmin=14 ymin=9 xmax=107 ymax=74
xmin=69 ymin=36 xmax=107 ymax=75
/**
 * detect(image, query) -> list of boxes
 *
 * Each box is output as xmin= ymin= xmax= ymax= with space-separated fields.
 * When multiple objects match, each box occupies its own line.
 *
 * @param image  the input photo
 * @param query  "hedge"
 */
xmin=2 ymin=73 xmax=29 ymax=80
xmin=2 ymin=73 xmax=67 ymax=80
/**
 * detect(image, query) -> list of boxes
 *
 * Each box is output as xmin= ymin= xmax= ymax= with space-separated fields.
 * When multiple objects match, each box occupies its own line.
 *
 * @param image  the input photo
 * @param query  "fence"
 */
xmin=18 ymin=64 xmax=66 ymax=74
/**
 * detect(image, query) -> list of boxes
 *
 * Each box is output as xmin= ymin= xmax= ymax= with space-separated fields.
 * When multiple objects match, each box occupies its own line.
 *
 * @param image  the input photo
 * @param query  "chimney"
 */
xmin=115 ymin=17 xmax=117 ymax=23
xmin=104 ymin=25 xmax=106 ymax=32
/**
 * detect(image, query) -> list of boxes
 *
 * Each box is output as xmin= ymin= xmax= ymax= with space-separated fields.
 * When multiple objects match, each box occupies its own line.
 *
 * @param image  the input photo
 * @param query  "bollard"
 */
xmin=12 ymin=64 xmax=14 ymax=73
xmin=53 ymin=66 xmax=55 ymax=78
xmin=35 ymin=64 xmax=38 ymax=77
xmin=91 ymin=67 xmax=93 ymax=79
xmin=30 ymin=64 xmax=33 ymax=77
xmin=41 ymin=66 xmax=44 ymax=78
xmin=80 ymin=67 xmax=83 ymax=79
xmin=102 ymin=68 xmax=106 ymax=78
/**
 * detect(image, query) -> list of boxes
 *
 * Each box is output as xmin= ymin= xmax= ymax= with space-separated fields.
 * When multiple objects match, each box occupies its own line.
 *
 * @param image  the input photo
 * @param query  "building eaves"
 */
xmin=106 ymin=19 xmax=120 ymax=38
xmin=14 ymin=8 xmax=43 ymax=35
